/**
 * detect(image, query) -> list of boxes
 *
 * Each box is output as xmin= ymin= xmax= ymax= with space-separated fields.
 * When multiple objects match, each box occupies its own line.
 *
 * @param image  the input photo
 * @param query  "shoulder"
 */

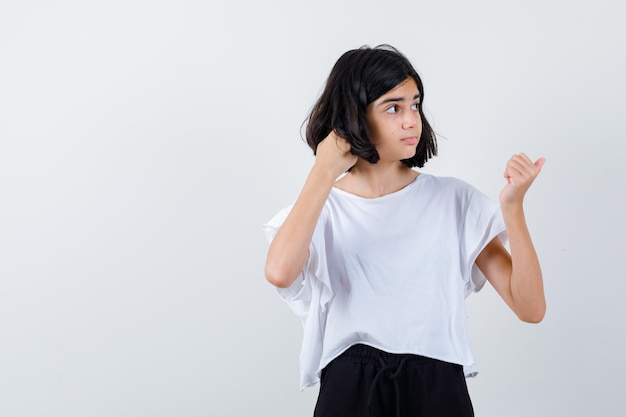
xmin=265 ymin=202 xmax=331 ymax=231
xmin=417 ymin=173 xmax=477 ymax=197
xmin=264 ymin=204 xmax=294 ymax=229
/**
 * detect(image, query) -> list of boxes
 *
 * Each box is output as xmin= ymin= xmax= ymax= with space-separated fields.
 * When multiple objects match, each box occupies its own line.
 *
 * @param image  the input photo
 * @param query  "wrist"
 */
xmin=311 ymin=161 xmax=342 ymax=184
xmin=500 ymin=200 xmax=525 ymax=219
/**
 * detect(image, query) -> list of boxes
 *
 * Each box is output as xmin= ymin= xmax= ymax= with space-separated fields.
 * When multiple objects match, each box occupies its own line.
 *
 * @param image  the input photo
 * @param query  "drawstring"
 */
xmin=367 ymin=356 xmax=408 ymax=417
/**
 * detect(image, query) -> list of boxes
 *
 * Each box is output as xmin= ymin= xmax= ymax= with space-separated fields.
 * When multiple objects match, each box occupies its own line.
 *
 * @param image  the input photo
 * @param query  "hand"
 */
xmin=314 ymin=131 xmax=358 ymax=178
xmin=499 ymin=153 xmax=545 ymax=207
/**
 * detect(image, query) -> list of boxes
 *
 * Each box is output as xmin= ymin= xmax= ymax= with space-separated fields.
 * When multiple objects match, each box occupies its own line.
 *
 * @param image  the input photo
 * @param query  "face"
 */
xmin=366 ymin=77 xmax=422 ymax=163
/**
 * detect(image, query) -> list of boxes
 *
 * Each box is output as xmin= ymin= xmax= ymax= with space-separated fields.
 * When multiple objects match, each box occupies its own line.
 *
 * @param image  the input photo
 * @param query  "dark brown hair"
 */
xmin=305 ymin=44 xmax=437 ymax=167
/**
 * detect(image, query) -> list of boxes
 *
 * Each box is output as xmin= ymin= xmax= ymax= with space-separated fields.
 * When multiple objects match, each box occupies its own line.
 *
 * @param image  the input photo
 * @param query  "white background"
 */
xmin=1 ymin=0 xmax=625 ymax=416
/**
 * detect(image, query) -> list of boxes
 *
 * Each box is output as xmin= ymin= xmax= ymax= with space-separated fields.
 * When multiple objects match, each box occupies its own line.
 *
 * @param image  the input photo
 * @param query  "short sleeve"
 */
xmin=262 ymin=205 xmax=308 ymax=302
xmin=262 ymin=205 xmax=334 ymax=320
xmin=462 ymin=188 xmax=508 ymax=295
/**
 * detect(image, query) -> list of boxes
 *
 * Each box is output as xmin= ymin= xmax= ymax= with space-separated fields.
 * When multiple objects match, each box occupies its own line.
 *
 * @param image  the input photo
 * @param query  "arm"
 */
xmin=475 ymin=153 xmax=546 ymax=323
xmin=264 ymin=132 xmax=357 ymax=288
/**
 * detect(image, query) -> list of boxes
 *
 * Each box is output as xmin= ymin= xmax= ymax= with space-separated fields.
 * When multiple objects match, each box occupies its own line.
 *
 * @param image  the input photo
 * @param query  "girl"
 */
xmin=263 ymin=45 xmax=545 ymax=417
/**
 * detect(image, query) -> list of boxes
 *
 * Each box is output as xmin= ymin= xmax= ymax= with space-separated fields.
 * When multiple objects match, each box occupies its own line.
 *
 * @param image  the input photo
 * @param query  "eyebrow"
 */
xmin=378 ymin=94 xmax=421 ymax=106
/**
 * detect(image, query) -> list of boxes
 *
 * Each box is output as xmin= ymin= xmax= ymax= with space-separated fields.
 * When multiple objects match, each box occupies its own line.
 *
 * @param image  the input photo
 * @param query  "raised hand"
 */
xmin=265 ymin=131 xmax=357 ymax=288
xmin=499 ymin=153 xmax=546 ymax=207
xmin=314 ymin=131 xmax=358 ymax=179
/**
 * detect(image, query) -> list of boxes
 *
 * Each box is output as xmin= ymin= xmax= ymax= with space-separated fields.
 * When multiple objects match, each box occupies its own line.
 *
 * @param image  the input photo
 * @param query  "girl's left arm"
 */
xmin=475 ymin=153 xmax=546 ymax=323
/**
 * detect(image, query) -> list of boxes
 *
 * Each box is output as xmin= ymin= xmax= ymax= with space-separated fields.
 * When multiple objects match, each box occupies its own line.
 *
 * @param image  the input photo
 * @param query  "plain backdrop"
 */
xmin=1 ymin=0 xmax=625 ymax=416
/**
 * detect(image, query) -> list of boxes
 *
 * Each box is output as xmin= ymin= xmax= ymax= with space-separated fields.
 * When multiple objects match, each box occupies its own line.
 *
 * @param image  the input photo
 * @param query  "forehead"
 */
xmin=376 ymin=78 xmax=420 ymax=101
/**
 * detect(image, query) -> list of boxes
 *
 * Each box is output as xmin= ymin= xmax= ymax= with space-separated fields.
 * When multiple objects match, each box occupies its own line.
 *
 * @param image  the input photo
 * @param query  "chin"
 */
xmin=404 ymin=150 xmax=418 ymax=159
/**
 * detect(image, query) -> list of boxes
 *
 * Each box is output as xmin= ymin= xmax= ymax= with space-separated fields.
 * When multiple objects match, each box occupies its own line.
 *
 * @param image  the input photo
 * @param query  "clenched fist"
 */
xmin=500 ymin=153 xmax=546 ymax=207
xmin=314 ymin=131 xmax=358 ymax=179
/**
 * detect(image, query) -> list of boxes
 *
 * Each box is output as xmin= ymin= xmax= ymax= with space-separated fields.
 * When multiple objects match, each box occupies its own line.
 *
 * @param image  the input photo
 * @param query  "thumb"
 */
xmin=534 ymin=157 xmax=546 ymax=171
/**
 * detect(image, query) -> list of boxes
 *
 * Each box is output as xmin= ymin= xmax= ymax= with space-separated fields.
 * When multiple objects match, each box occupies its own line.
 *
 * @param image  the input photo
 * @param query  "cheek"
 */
xmin=367 ymin=121 xmax=385 ymax=145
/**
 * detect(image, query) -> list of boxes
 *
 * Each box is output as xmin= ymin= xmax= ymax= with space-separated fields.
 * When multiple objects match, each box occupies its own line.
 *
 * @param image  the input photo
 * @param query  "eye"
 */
xmin=411 ymin=103 xmax=420 ymax=111
xmin=386 ymin=105 xmax=398 ymax=114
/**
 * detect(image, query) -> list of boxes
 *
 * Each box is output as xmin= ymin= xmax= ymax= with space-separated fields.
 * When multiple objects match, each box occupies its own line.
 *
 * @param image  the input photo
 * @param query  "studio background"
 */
xmin=1 ymin=0 xmax=624 ymax=416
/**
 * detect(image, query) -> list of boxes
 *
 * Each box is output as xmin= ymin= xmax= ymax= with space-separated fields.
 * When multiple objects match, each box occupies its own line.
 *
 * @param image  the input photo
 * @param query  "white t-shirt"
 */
xmin=263 ymin=173 xmax=507 ymax=390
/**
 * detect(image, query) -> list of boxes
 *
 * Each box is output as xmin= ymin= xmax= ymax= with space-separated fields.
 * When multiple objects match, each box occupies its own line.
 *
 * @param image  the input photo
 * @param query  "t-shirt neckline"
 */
xmin=331 ymin=173 xmax=426 ymax=201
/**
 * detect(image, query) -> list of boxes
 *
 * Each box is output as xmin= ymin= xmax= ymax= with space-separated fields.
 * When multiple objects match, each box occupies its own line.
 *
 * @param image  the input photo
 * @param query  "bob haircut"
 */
xmin=305 ymin=44 xmax=437 ymax=168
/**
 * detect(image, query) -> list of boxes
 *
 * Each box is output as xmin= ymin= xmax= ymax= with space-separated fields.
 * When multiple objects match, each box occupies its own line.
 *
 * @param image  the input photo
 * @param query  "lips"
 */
xmin=401 ymin=137 xmax=418 ymax=145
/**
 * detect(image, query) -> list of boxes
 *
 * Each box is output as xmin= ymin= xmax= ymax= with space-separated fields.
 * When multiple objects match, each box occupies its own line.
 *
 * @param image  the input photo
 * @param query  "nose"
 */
xmin=402 ymin=110 xmax=420 ymax=130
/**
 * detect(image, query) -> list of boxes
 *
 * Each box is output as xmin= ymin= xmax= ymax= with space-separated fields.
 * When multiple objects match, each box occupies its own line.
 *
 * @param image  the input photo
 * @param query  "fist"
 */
xmin=315 ymin=131 xmax=358 ymax=177
xmin=499 ymin=153 xmax=545 ymax=207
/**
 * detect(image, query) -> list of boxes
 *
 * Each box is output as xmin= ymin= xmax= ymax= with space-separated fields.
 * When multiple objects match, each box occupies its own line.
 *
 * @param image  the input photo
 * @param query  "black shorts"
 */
xmin=314 ymin=344 xmax=474 ymax=417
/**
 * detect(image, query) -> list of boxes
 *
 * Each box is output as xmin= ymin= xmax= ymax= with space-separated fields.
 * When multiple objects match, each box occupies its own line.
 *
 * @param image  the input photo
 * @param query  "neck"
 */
xmin=337 ymin=159 xmax=418 ymax=198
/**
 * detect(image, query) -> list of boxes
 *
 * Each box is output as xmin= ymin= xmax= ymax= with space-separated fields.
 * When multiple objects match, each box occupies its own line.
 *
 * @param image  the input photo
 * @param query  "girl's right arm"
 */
xmin=264 ymin=132 xmax=357 ymax=288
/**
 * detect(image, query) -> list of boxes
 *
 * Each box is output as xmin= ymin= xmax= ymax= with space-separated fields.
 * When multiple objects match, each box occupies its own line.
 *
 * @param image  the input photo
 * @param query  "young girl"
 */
xmin=263 ymin=45 xmax=545 ymax=417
